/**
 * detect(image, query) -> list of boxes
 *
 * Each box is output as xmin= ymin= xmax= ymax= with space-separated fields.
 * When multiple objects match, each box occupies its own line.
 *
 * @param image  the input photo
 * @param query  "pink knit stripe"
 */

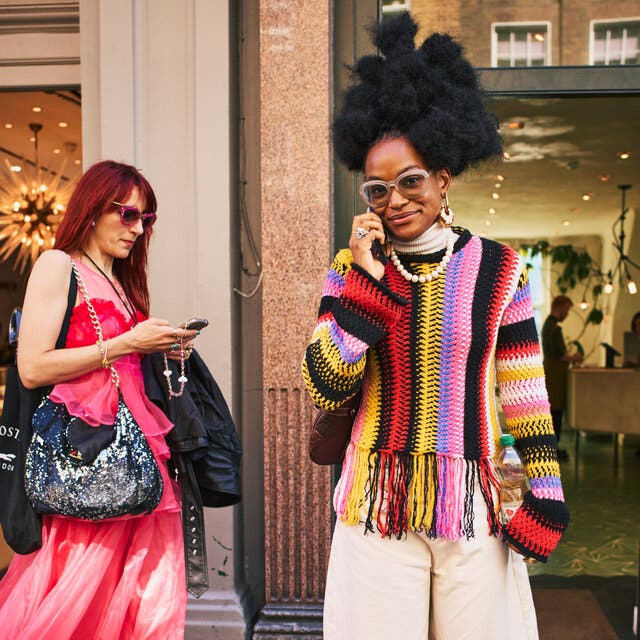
xmin=500 ymin=296 xmax=533 ymax=326
xmin=333 ymin=442 xmax=357 ymax=514
xmin=435 ymin=456 xmax=466 ymax=540
xmin=500 ymin=398 xmax=551 ymax=419
xmin=444 ymin=237 xmax=482 ymax=455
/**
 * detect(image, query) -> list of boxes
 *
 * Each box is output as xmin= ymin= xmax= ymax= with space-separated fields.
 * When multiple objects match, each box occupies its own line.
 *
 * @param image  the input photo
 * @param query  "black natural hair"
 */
xmin=333 ymin=12 xmax=502 ymax=175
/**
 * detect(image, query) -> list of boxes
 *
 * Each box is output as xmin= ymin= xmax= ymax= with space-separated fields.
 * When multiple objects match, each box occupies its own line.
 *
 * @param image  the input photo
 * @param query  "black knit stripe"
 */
xmin=463 ymin=240 xmax=510 ymax=459
xmin=373 ymin=267 xmax=414 ymax=451
xmin=497 ymin=317 xmax=538 ymax=348
xmin=304 ymin=341 xmax=362 ymax=405
xmin=333 ymin=301 xmax=386 ymax=345
xmin=407 ymin=277 xmax=422 ymax=453
xmin=516 ymin=434 xmax=558 ymax=451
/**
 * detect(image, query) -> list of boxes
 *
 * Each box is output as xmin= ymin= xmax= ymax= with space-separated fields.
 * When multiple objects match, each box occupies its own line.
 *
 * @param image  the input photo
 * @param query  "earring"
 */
xmin=91 ymin=221 xmax=96 ymax=227
xmin=438 ymin=193 xmax=454 ymax=227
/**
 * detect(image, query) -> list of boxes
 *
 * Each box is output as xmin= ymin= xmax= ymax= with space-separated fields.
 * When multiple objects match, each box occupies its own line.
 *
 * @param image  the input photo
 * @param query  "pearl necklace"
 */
xmin=390 ymin=230 xmax=456 ymax=283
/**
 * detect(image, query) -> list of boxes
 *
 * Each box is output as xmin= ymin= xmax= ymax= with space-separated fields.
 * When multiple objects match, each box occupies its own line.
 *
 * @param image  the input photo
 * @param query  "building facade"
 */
xmin=0 ymin=1 xmax=639 ymax=638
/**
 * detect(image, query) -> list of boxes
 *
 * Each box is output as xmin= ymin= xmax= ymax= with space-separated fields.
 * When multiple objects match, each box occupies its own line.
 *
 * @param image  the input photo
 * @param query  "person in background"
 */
xmin=541 ymin=295 xmax=583 ymax=462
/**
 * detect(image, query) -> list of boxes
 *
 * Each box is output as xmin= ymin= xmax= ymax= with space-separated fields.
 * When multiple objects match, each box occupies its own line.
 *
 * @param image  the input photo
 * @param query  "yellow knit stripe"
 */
xmin=508 ymin=417 xmax=555 ymax=439
xmin=341 ymin=446 xmax=372 ymax=526
xmin=496 ymin=364 xmax=545 ymax=382
xmin=526 ymin=459 xmax=561 ymax=478
xmin=357 ymin=347 xmax=384 ymax=450
xmin=413 ymin=262 xmax=444 ymax=452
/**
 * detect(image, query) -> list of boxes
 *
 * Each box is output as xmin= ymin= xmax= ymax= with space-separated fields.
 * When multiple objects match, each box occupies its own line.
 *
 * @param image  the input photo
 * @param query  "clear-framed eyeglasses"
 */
xmin=360 ymin=168 xmax=431 ymax=208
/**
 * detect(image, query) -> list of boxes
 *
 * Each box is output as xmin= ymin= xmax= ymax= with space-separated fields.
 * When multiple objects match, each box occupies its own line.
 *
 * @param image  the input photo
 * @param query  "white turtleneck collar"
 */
xmin=391 ymin=222 xmax=459 ymax=255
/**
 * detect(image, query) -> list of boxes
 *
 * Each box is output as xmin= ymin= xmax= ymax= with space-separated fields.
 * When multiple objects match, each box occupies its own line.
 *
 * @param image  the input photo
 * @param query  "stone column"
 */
xmin=252 ymin=1 xmax=334 ymax=637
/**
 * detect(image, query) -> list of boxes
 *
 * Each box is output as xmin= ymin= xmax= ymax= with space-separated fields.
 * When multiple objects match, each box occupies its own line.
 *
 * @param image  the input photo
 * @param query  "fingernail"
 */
xmin=196 ymin=331 xmax=201 ymax=336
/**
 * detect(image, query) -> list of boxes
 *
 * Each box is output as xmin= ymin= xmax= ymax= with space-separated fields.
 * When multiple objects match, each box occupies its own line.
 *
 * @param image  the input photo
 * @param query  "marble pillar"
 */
xmin=252 ymin=1 xmax=334 ymax=637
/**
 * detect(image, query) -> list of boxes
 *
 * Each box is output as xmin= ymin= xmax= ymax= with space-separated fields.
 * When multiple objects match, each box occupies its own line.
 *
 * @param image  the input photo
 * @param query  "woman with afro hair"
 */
xmin=302 ymin=12 xmax=568 ymax=639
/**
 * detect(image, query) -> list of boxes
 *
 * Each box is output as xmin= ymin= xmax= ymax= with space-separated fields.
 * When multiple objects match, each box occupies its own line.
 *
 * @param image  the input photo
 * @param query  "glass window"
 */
xmin=591 ymin=19 xmax=640 ymax=65
xmin=492 ymin=23 xmax=550 ymax=67
xmin=380 ymin=0 xmax=410 ymax=23
xmin=523 ymin=250 xmax=546 ymax=336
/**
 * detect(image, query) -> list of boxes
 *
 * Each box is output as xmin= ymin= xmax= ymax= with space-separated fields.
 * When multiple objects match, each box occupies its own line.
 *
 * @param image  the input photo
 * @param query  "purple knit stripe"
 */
xmin=530 ymin=476 xmax=564 ymax=501
xmin=436 ymin=237 xmax=482 ymax=456
xmin=329 ymin=321 xmax=369 ymax=364
xmin=322 ymin=268 xmax=345 ymax=299
xmin=436 ymin=246 xmax=462 ymax=454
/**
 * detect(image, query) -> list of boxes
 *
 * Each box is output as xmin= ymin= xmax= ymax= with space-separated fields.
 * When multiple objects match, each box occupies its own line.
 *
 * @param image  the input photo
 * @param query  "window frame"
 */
xmin=589 ymin=17 xmax=640 ymax=66
xmin=380 ymin=0 xmax=411 ymax=17
xmin=491 ymin=21 xmax=552 ymax=68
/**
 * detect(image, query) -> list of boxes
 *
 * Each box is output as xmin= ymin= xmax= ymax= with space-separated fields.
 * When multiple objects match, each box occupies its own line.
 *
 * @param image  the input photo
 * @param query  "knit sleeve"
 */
xmin=302 ymin=249 xmax=407 ymax=410
xmin=495 ymin=264 xmax=569 ymax=562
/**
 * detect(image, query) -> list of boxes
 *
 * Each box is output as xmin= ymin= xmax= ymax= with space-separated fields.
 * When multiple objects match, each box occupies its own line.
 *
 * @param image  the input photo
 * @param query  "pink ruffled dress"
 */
xmin=0 ymin=261 xmax=186 ymax=639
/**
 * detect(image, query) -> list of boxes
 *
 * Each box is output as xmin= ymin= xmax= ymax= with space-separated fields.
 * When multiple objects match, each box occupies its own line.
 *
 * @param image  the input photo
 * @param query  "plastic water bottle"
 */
xmin=496 ymin=434 xmax=528 ymax=524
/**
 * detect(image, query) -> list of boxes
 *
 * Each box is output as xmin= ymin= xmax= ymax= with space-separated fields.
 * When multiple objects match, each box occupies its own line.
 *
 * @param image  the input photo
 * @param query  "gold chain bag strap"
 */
xmin=24 ymin=258 xmax=164 ymax=520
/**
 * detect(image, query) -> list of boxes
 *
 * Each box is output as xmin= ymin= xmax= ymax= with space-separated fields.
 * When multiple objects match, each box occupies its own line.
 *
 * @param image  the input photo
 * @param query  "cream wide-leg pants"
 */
xmin=323 ymin=489 xmax=538 ymax=640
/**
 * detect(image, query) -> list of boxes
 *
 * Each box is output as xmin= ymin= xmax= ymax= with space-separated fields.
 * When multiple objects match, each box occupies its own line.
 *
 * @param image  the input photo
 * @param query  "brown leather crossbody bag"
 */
xmin=309 ymin=395 xmax=360 ymax=465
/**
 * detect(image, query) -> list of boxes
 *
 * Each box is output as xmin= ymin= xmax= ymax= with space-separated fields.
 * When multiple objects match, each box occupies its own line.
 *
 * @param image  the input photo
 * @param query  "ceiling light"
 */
xmin=533 ymin=33 xmax=545 ymax=42
xmin=492 ymin=193 xmax=500 ymax=199
xmin=629 ymin=280 xmax=637 ymax=295
xmin=4 ymin=123 xmax=12 ymax=129
xmin=74 ymin=159 xmax=81 ymax=165
xmin=32 ymin=106 xmax=42 ymax=112
xmin=0 ymin=123 xmax=69 ymax=273
xmin=52 ymin=148 xmax=61 ymax=154
xmin=494 ymin=183 xmax=501 ymax=189
xmin=10 ymin=165 xmax=21 ymax=172
xmin=485 ymin=219 xmax=492 ymax=226
xmin=562 ymin=219 xmax=570 ymax=226
xmin=489 ymin=208 xmax=496 ymax=214
xmin=503 ymin=152 xmax=511 ymax=160
xmin=582 ymin=194 xmax=591 ymax=201
xmin=618 ymin=152 xmax=630 ymax=160
xmin=579 ymin=301 xmax=588 ymax=310
xmin=29 ymin=136 xmax=36 ymax=142
xmin=58 ymin=122 xmax=68 ymax=128
xmin=604 ymin=282 xmax=613 ymax=295
xmin=599 ymin=174 xmax=610 ymax=182
xmin=496 ymin=175 xmax=504 ymax=181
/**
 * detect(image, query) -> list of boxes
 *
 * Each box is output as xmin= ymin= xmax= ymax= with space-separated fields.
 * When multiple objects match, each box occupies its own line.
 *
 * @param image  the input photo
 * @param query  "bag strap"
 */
xmin=69 ymin=257 xmax=121 ymax=390
xmin=55 ymin=269 xmax=78 ymax=350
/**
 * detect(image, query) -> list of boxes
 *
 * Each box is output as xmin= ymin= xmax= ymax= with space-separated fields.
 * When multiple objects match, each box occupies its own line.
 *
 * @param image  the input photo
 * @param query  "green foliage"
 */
xmin=520 ymin=239 xmax=606 ymax=356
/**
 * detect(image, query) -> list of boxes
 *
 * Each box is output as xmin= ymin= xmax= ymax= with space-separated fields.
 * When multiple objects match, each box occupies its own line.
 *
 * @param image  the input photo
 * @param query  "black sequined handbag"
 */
xmin=23 ymin=259 xmax=163 ymax=520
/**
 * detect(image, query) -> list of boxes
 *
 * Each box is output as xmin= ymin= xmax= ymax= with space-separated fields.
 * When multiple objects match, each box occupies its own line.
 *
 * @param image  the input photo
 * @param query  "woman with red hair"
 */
xmin=0 ymin=160 xmax=197 ymax=638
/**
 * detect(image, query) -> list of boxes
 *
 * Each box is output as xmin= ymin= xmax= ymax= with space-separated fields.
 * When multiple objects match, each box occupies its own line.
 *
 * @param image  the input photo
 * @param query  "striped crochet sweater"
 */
xmin=303 ymin=229 xmax=569 ymax=562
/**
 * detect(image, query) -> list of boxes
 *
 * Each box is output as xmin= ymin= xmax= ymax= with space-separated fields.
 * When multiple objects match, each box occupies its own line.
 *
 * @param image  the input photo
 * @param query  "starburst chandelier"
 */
xmin=0 ymin=123 xmax=72 ymax=273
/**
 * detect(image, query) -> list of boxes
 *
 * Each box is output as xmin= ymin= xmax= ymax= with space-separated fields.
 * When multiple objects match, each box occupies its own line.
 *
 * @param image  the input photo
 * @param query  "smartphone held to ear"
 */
xmin=183 ymin=318 xmax=209 ymax=331
xmin=367 ymin=207 xmax=384 ymax=260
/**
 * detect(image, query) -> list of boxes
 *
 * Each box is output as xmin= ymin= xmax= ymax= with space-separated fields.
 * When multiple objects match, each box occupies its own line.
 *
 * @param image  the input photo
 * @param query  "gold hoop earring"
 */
xmin=438 ymin=193 xmax=454 ymax=227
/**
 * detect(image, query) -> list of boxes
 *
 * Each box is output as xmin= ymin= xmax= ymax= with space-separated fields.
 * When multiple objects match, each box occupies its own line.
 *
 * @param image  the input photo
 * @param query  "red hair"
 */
xmin=54 ymin=160 xmax=157 ymax=316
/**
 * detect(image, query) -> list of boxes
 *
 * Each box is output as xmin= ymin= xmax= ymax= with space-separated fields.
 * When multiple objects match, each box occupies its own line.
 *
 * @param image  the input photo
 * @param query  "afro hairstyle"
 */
xmin=333 ymin=12 xmax=502 ymax=175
